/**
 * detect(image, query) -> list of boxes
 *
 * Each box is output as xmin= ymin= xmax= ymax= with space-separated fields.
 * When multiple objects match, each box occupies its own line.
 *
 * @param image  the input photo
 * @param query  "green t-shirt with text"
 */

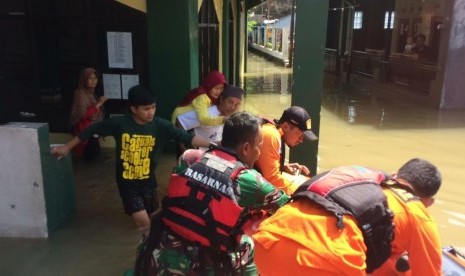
xmin=78 ymin=114 xmax=193 ymax=188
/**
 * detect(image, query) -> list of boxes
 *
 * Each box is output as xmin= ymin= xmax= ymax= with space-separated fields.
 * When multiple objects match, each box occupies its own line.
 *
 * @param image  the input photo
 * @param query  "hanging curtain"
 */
xmin=213 ymin=0 xmax=223 ymax=70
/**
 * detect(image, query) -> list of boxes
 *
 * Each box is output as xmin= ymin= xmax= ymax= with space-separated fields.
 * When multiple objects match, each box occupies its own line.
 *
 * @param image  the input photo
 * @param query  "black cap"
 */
xmin=278 ymin=106 xmax=318 ymax=141
xmin=128 ymin=85 xmax=155 ymax=105
xmin=222 ymin=85 xmax=244 ymax=99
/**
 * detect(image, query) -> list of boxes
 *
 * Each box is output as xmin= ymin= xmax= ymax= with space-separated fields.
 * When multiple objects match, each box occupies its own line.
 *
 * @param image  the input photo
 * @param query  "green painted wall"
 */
xmin=235 ymin=0 xmax=242 ymax=85
xmin=222 ymin=0 xmax=230 ymax=79
xmin=40 ymin=124 xmax=76 ymax=233
xmin=0 ymin=122 xmax=76 ymax=237
xmin=146 ymin=0 xmax=199 ymax=120
xmin=290 ymin=0 xmax=328 ymax=174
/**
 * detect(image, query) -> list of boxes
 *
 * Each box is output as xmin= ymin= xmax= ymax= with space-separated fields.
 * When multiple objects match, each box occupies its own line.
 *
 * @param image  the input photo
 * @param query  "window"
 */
xmin=353 ymin=11 xmax=363 ymax=29
xmin=384 ymin=11 xmax=395 ymax=29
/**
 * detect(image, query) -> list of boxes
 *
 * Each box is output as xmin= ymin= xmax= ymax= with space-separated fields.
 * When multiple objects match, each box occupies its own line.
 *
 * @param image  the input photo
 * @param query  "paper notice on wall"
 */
xmin=107 ymin=32 xmax=133 ymax=69
xmin=121 ymin=74 xmax=139 ymax=99
xmin=102 ymin=74 xmax=121 ymax=99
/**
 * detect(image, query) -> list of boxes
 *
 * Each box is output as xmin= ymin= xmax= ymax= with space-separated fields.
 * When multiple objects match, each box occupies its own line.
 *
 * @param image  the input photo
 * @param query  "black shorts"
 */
xmin=118 ymin=180 xmax=159 ymax=215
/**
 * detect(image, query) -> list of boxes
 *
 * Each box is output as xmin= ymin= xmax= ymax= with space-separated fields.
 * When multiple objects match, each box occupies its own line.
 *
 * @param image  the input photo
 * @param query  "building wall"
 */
xmin=0 ymin=0 xmax=148 ymax=131
xmin=392 ymin=0 xmax=445 ymax=54
xmin=0 ymin=123 xmax=76 ymax=237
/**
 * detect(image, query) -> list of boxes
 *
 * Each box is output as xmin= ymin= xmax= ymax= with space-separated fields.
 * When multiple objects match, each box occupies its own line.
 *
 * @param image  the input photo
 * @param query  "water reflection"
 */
xmin=244 ymin=73 xmax=291 ymax=95
xmin=244 ymin=52 xmax=292 ymax=95
xmin=322 ymin=74 xmax=465 ymax=130
xmin=348 ymin=103 xmax=356 ymax=124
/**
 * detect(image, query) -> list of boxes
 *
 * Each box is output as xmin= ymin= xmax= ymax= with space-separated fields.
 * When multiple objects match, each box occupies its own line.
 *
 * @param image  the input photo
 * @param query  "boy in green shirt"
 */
xmin=52 ymin=85 xmax=209 ymax=231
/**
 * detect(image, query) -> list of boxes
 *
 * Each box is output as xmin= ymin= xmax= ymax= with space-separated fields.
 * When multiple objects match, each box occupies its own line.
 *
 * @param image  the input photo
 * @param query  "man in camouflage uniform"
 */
xmin=135 ymin=112 xmax=289 ymax=275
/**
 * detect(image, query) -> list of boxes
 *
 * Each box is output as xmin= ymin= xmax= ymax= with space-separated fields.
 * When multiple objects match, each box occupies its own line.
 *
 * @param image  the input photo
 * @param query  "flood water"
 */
xmin=243 ymin=52 xmax=465 ymax=248
xmin=1 ymin=52 xmax=464 ymax=275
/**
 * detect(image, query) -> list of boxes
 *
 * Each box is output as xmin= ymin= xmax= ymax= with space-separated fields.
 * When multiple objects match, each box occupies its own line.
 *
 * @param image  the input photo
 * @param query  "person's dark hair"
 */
xmin=221 ymin=85 xmax=244 ymax=100
xmin=397 ymin=158 xmax=442 ymax=198
xmin=128 ymin=85 xmax=156 ymax=107
xmin=222 ymin=112 xmax=262 ymax=149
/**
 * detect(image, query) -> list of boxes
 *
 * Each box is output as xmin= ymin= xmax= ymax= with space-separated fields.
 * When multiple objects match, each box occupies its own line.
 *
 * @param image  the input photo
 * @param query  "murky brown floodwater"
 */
xmin=243 ymin=52 xmax=465 ymax=248
xmin=1 ymin=52 xmax=464 ymax=275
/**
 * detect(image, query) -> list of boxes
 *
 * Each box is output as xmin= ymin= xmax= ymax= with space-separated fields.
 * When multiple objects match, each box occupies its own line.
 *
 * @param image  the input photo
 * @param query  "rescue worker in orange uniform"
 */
xmin=254 ymin=106 xmax=318 ymax=195
xmin=371 ymin=158 xmax=442 ymax=275
xmin=252 ymin=158 xmax=442 ymax=275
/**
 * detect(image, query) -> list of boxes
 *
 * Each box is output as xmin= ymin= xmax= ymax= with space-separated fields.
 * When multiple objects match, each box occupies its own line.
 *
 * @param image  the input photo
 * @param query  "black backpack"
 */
xmin=291 ymin=166 xmax=395 ymax=273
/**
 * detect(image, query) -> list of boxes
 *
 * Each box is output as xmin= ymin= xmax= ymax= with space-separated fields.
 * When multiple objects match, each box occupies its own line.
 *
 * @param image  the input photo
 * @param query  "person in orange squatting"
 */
xmin=254 ymin=106 xmax=318 ymax=195
xmin=252 ymin=158 xmax=443 ymax=276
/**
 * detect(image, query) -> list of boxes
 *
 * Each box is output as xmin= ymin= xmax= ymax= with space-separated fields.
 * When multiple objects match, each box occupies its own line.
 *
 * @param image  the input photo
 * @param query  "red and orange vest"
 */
xmin=162 ymin=148 xmax=248 ymax=251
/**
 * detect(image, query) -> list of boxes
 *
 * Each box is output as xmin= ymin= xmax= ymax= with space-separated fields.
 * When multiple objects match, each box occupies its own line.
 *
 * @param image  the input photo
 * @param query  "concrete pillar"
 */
xmin=437 ymin=1 xmax=465 ymax=109
xmin=0 ymin=122 xmax=76 ymax=238
xmin=146 ymin=0 xmax=199 ymax=120
xmin=291 ymin=0 xmax=328 ymax=174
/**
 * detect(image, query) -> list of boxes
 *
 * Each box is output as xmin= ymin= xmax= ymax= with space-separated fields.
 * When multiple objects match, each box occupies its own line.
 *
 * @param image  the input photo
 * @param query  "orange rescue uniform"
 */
xmin=252 ymin=199 xmax=367 ymax=275
xmin=371 ymin=187 xmax=442 ymax=276
xmin=252 ymin=184 xmax=442 ymax=276
xmin=255 ymin=123 xmax=299 ymax=195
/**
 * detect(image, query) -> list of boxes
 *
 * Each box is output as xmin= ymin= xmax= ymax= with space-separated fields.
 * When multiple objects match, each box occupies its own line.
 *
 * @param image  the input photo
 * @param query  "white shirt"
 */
xmin=405 ymin=43 xmax=416 ymax=52
xmin=177 ymin=105 xmax=223 ymax=143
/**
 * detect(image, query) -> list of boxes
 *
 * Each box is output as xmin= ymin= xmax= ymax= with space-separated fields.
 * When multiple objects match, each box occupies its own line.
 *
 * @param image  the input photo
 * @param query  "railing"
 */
xmin=350 ymin=49 xmax=384 ymax=78
xmin=324 ymin=48 xmax=337 ymax=73
xmin=388 ymin=54 xmax=437 ymax=93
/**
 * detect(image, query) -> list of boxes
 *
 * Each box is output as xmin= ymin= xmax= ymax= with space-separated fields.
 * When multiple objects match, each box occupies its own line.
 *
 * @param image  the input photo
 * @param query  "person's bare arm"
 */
xmin=51 ymin=136 xmax=82 ymax=158
xmin=96 ymin=96 xmax=108 ymax=109
xmin=283 ymin=162 xmax=311 ymax=176
xmin=191 ymin=135 xmax=211 ymax=148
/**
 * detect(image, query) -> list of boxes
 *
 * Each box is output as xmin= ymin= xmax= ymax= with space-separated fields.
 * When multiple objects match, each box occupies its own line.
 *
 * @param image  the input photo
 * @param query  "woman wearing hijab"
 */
xmin=69 ymin=67 xmax=108 ymax=160
xmin=171 ymin=71 xmax=227 ymax=157
xmin=171 ymin=70 xmax=227 ymax=127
